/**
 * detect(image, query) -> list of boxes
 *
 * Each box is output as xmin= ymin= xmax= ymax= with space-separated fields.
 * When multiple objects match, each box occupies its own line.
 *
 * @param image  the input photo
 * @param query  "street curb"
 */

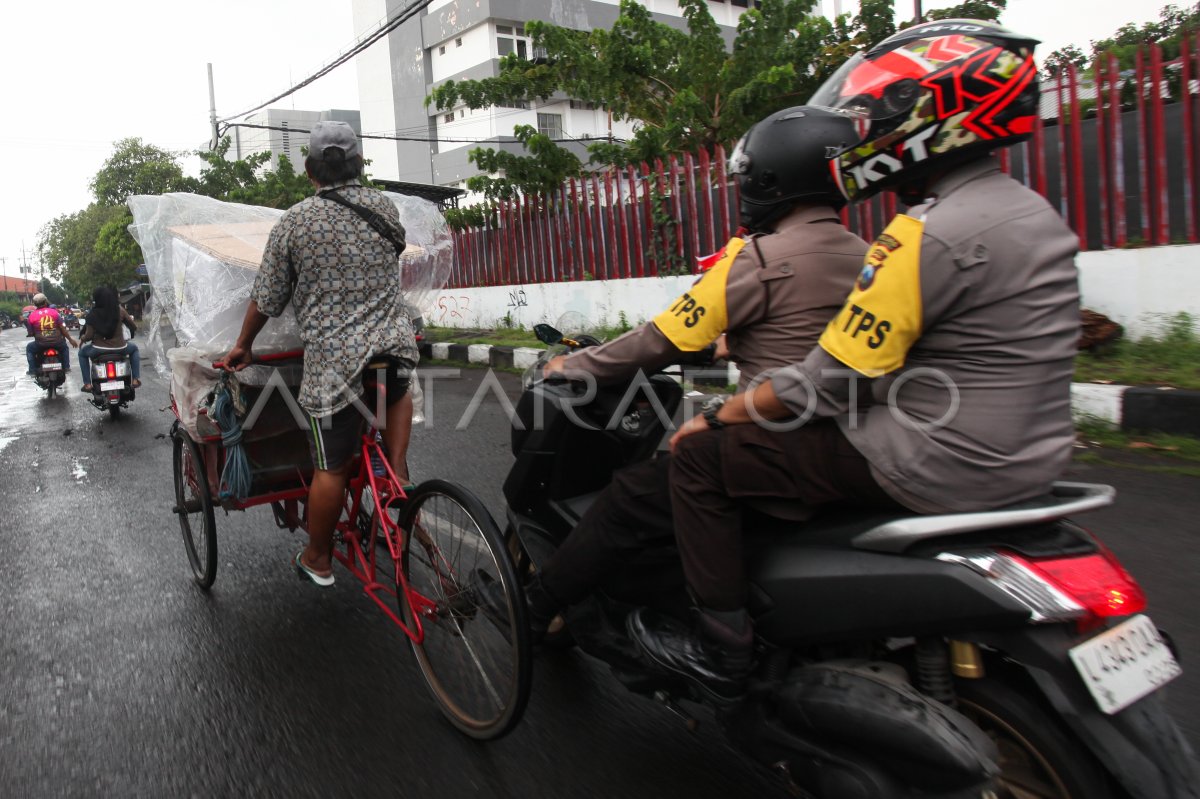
xmin=420 ymin=342 xmax=1200 ymax=437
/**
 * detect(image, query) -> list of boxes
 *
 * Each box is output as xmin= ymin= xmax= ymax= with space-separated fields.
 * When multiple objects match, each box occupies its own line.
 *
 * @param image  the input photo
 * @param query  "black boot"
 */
xmin=626 ymin=606 xmax=754 ymax=701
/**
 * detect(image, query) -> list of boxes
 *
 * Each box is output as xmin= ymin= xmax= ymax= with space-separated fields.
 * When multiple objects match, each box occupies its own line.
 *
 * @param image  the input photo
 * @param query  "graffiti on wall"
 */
xmin=435 ymin=294 xmax=473 ymax=323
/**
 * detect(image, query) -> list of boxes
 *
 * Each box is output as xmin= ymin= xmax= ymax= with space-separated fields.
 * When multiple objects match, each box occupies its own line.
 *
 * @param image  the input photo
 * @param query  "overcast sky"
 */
xmin=0 ymin=0 xmax=1164 ymax=285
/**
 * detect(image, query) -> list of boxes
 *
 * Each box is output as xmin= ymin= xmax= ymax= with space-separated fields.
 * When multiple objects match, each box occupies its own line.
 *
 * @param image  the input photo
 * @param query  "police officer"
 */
xmin=629 ymin=20 xmax=1081 ymax=699
xmin=521 ymin=106 xmax=868 ymax=642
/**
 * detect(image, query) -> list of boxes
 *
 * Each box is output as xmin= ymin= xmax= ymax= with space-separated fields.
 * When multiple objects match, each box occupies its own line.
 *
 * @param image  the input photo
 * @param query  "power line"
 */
xmin=216 ymin=0 xmax=436 ymax=127
xmin=224 ymin=122 xmax=626 ymax=146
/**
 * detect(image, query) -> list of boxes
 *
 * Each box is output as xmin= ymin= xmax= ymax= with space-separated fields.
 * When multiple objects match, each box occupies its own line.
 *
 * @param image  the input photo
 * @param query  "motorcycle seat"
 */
xmin=92 ymin=348 xmax=130 ymax=362
xmin=748 ymin=482 xmax=1114 ymax=553
xmin=849 ymin=482 xmax=1114 ymax=553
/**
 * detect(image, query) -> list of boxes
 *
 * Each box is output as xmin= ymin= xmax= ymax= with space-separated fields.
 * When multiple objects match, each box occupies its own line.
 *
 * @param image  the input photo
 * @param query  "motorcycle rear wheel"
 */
xmin=954 ymin=675 xmax=1117 ymax=799
xmin=108 ymin=405 xmax=121 ymax=420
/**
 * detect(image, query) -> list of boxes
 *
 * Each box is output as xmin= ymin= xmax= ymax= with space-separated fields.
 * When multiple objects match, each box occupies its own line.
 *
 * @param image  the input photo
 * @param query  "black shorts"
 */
xmin=303 ymin=358 xmax=413 ymax=472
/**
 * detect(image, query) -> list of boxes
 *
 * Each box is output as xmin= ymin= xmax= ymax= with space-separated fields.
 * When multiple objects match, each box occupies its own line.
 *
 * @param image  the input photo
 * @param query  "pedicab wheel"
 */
xmin=398 ymin=479 xmax=531 ymax=740
xmin=172 ymin=426 xmax=218 ymax=589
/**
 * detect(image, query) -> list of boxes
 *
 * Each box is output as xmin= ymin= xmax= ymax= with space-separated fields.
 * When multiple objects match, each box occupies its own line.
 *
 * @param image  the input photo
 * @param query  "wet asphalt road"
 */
xmin=0 ymin=324 xmax=1196 ymax=797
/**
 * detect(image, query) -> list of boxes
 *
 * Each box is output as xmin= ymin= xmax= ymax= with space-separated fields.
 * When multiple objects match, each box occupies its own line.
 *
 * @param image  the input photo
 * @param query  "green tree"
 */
xmin=429 ymin=0 xmax=849 ymax=202
xmin=37 ymin=204 xmax=139 ymax=299
xmin=37 ymin=279 xmax=69 ymax=306
xmin=193 ymin=138 xmax=314 ymax=208
xmin=923 ymin=0 xmax=1006 ymax=23
xmin=89 ymin=137 xmax=197 ymax=205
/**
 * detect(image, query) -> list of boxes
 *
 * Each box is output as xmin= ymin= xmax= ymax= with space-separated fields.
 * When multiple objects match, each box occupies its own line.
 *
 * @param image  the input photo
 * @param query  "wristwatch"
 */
xmin=701 ymin=396 xmax=726 ymax=430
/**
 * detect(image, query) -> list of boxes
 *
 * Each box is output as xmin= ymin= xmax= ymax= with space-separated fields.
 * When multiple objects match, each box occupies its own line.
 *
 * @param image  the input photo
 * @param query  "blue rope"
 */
xmin=213 ymin=375 xmax=251 ymax=501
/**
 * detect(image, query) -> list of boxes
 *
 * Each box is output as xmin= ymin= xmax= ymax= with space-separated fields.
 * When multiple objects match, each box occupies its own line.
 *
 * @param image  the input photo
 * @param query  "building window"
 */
xmin=443 ymin=112 xmax=455 ymax=123
xmin=456 ymin=37 xmax=463 ymax=47
xmin=496 ymin=23 xmax=529 ymax=59
xmin=439 ymin=45 xmax=446 ymax=55
xmin=537 ymin=113 xmax=563 ymax=139
xmin=569 ymin=100 xmax=596 ymax=110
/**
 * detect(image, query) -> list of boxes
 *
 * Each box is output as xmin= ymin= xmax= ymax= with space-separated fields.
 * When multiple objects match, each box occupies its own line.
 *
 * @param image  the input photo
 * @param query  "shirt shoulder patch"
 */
xmin=652 ymin=237 xmax=745 ymax=350
xmin=818 ymin=214 xmax=924 ymax=376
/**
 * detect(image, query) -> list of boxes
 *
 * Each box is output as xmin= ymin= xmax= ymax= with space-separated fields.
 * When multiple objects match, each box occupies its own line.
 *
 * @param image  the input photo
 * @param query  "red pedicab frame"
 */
xmin=169 ymin=350 xmax=531 ymax=739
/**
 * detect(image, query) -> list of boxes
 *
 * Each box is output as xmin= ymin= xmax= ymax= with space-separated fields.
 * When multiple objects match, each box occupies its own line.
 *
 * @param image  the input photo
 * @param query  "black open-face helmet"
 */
xmin=729 ymin=105 xmax=858 ymax=232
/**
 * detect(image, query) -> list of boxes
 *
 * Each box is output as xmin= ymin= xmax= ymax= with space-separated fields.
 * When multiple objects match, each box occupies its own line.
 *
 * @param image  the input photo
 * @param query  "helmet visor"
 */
xmin=809 ymin=50 xmax=926 ymax=122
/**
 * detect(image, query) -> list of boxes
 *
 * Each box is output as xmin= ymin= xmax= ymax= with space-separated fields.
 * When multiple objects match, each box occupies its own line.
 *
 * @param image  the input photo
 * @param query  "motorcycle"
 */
xmin=503 ymin=322 xmax=1199 ymax=799
xmin=32 ymin=345 xmax=67 ymax=398
xmin=86 ymin=344 xmax=136 ymax=419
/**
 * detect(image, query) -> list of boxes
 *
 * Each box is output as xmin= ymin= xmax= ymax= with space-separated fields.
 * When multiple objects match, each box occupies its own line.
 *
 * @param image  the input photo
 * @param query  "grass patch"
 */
xmin=1074 ymin=312 xmax=1200 ymax=389
xmin=1076 ymin=418 xmax=1200 ymax=460
xmin=423 ymin=325 xmax=542 ymax=348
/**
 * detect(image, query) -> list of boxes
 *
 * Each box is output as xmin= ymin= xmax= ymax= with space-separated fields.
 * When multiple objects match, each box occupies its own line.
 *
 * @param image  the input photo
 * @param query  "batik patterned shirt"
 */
xmin=251 ymin=180 xmax=419 ymax=417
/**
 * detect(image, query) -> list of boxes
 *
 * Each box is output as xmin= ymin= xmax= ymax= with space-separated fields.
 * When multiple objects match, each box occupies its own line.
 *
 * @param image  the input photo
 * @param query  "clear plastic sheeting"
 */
xmin=128 ymin=191 xmax=452 ymax=435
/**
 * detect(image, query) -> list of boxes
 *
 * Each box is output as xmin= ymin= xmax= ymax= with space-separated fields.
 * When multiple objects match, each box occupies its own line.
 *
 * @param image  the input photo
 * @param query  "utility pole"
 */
xmin=208 ymin=63 xmax=220 ymax=151
xmin=914 ymin=0 xmax=923 ymax=21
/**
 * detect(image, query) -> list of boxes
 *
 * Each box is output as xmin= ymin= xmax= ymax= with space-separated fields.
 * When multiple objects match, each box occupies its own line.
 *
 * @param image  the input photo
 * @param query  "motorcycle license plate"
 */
xmin=1069 ymin=614 xmax=1181 ymax=714
xmin=100 ymin=380 xmax=125 ymax=392
xmin=41 ymin=363 xmax=63 ymax=371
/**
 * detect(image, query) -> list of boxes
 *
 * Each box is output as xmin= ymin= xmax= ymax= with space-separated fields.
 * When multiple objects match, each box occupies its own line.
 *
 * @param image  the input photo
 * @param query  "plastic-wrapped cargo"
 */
xmin=128 ymin=191 xmax=452 ymax=436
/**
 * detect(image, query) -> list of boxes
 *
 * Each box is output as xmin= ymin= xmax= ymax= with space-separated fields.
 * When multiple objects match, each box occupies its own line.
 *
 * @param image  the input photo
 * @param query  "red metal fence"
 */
xmin=448 ymin=38 xmax=1199 ymax=288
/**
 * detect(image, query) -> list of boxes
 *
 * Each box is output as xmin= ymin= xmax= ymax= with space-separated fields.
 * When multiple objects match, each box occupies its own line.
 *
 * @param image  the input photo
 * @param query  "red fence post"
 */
xmin=715 ymin=143 xmax=731 ymax=241
xmin=628 ymin=165 xmax=646 ymax=277
xmin=1032 ymin=100 xmax=1048 ymax=199
xmin=1056 ymin=70 xmax=1070 ymax=221
xmin=1109 ymin=52 xmax=1127 ymax=248
xmin=1136 ymin=49 xmax=1152 ymax=244
xmin=664 ymin=157 xmax=681 ymax=267
xmin=639 ymin=163 xmax=656 ymax=275
xmin=1095 ymin=57 xmax=1111 ymax=248
xmin=697 ymin=148 xmax=716 ymax=256
xmin=682 ymin=153 xmax=700 ymax=266
xmin=602 ymin=170 xmax=620 ymax=278
xmin=1067 ymin=63 xmax=1088 ymax=250
xmin=1182 ymin=30 xmax=1198 ymax=243
xmin=1149 ymin=42 xmax=1170 ymax=245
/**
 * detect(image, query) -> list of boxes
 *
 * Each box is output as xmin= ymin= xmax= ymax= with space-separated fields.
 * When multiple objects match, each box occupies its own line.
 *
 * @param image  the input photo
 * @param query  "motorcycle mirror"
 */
xmin=533 ymin=324 xmax=563 ymax=345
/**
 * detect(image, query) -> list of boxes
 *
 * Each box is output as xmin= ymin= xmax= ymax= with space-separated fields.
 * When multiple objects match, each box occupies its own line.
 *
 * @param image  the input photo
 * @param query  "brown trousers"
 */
xmin=670 ymin=419 xmax=901 ymax=610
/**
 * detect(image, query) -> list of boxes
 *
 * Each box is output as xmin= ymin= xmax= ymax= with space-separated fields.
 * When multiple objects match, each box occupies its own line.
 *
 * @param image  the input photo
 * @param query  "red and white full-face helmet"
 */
xmin=809 ymin=19 xmax=1040 ymax=203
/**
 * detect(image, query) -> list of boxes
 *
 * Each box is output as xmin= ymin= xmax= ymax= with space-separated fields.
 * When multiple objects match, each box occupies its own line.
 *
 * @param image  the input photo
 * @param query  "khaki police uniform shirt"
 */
xmin=563 ymin=205 xmax=868 ymax=388
xmin=771 ymin=157 xmax=1081 ymax=513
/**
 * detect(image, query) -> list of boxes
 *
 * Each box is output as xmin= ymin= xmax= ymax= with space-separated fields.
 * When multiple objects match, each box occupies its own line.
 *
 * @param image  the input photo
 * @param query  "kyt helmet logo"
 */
xmin=845 ymin=124 xmax=940 ymax=192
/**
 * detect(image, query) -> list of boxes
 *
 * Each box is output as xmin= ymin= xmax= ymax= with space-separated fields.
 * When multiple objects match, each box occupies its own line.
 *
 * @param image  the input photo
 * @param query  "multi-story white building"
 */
xmin=350 ymin=0 xmax=751 ymax=189
xmin=227 ymin=108 xmax=362 ymax=172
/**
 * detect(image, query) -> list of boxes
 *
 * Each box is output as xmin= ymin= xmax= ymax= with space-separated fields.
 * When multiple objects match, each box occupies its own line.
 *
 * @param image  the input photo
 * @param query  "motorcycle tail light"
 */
xmin=106 ymin=362 xmax=116 ymax=380
xmin=1010 ymin=546 xmax=1146 ymax=619
xmin=938 ymin=546 xmax=1146 ymax=624
xmin=45 ymin=349 xmax=57 ymax=357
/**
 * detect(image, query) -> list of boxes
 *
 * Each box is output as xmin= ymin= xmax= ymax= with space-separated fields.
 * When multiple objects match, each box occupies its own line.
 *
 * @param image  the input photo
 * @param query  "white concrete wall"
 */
xmin=427 ymin=274 xmax=696 ymax=330
xmin=430 ymin=22 xmax=493 ymax=81
xmin=425 ymin=245 xmax=1200 ymax=340
xmin=1076 ymin=244 xmax=1200 ymax=339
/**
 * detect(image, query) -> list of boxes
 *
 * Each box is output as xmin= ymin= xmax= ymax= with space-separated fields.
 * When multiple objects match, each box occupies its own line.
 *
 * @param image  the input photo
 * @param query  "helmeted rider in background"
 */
xmin=628 ymin=20 xmax=1083 ymax=700
xmin=25 ymin=293 xmax=78 ymax=376
xmin=517 ymin=106 xmax=871 ymax=648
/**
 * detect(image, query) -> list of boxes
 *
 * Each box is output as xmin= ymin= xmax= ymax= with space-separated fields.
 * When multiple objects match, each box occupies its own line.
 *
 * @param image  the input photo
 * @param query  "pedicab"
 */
xmin=128 ymin=192 xmax=531 ymax=740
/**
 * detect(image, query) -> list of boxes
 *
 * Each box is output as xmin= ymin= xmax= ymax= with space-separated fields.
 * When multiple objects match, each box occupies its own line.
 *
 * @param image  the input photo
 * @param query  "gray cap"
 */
xmin=308 ymin=120 xmax=360 ymax=161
